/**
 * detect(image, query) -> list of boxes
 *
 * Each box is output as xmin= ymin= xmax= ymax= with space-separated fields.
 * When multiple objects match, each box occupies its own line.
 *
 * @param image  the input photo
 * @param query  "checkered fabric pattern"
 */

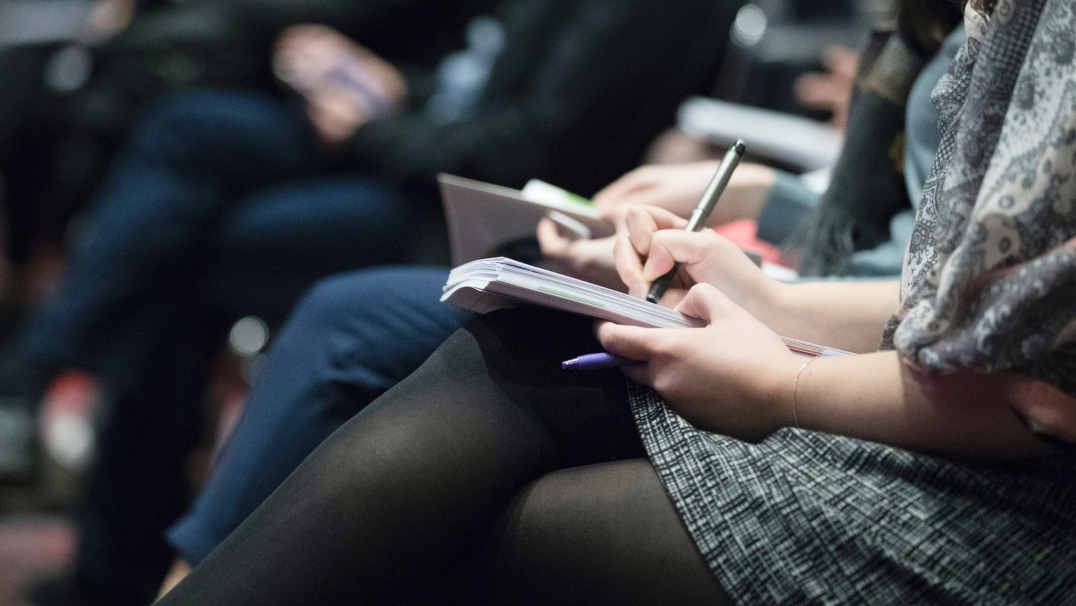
xmin=628 ymin=382 xmax=1076 ymax=605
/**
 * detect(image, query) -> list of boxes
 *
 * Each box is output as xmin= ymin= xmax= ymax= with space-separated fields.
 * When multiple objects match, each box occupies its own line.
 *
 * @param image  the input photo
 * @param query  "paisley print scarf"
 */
xmin=884 ymin=0 xmax=1076 ymax=399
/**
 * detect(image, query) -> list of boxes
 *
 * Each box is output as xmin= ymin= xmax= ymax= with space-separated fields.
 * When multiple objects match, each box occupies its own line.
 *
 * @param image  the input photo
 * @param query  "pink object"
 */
xmin=712 ymin=219 xmax=789 ymax=268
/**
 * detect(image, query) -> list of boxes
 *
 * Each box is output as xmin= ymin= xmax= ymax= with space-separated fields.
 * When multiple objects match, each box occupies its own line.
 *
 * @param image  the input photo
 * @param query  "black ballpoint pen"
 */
xmin=645 ymin=139 xmax=747 ymax=304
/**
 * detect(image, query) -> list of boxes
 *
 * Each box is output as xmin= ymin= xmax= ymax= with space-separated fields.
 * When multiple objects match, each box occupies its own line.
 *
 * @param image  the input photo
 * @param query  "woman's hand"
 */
xmin=535 ymin=219 xmax=624 ymax=291
xmin=598 ymin=204 xmax=799 ymax=440
xmin=614 ymin=206 xmax=778 ymax=314
xmin=274 ymin=25 xmax=407 ymax=144
xmin=617 ymin=205 xmax=897 ymax=350
xmin=592 ymin=161 xmax=776 ymax=225
xmin=596 ymin=284 xmax=802 ymax=440
xmin=89 ymin=0 xmax=134 ymax=38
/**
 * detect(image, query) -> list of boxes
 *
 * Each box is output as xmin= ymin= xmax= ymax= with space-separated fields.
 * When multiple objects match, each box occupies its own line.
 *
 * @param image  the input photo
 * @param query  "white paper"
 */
xmin=443 ymin=258 xmax=853 ymax=357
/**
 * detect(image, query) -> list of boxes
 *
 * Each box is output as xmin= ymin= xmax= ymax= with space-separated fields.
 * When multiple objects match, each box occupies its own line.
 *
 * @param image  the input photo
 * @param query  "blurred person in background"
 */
xmin=0 ymin=1 xmax=743 ymax=604
xmin=156 ymin=0 xmax=962 ymax=596
xmin=0 ymin=0 xmax=488 ymax=303
xmin=153 ymin=0 xmax=1076 ymax=602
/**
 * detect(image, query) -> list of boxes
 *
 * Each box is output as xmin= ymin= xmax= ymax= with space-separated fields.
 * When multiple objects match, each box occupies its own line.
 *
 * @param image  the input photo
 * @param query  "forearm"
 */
xmin=760 ymin=280 xmax=898 ymax=353
xmin=793 ymin=351 xmax=1053 ymax=460
xmin=667 ymin=163 xmax=776 ymax=226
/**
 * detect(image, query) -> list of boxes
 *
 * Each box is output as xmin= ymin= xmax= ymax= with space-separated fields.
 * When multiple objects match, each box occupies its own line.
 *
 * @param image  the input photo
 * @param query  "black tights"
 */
xmin=156 ymin=309 xmax=730 ymax=605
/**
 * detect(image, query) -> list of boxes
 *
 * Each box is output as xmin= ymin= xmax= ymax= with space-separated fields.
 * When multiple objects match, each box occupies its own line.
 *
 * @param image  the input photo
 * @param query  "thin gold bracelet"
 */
xmin=791 ymin=357 xmax=818 ymax=429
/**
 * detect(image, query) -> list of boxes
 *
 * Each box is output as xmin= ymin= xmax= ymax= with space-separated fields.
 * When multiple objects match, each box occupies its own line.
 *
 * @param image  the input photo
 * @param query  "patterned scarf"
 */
xmin=883 ymin=0 xmax=1076 ymax=398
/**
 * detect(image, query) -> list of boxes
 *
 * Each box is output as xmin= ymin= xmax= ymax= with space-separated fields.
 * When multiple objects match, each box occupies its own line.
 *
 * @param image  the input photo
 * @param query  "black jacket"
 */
xmin=350 ymin=0 xmax=742 ymax=197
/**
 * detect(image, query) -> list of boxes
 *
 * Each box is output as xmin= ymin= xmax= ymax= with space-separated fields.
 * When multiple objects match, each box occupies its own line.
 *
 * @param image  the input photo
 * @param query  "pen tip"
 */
xmin=733 ymin=140 xmax=747 ymax=156
xmin=561 ymin=361 xmax=574 ymax=369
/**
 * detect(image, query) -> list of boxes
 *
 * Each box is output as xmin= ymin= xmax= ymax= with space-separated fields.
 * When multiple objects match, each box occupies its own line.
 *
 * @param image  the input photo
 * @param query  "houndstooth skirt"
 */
xmin=627 ymin=382 xmax=1076 ymax=605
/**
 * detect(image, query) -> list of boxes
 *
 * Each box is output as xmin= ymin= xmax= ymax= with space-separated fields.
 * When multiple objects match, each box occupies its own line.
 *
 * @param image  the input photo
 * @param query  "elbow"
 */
xmin=1002 ymin=373 xmax=1076 ymax=448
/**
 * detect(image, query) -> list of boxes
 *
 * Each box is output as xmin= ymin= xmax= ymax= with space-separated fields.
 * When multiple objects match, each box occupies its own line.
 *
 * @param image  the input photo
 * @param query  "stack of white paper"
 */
xmin=442 ymin=257 xmax=852 ymax=357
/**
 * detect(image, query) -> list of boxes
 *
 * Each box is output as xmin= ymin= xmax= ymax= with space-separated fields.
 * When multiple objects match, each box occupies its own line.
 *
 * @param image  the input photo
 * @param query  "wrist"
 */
xmin=787 ymin=356 xmax=820 ymax=429
xmin=745 ymin=276 xmax=791 ymax=333
xmin=761 ymin=353 xmax=808 ymax=433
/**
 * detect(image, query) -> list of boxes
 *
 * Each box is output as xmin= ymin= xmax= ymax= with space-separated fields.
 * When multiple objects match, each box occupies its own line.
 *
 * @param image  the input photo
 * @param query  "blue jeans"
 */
xmin=16 ymin=88 xmax=414 ymax=369
xmin=166 ymin=266 xmax=472 ymax=565
xmin=8 ymin=89 xmax=417 ymax=599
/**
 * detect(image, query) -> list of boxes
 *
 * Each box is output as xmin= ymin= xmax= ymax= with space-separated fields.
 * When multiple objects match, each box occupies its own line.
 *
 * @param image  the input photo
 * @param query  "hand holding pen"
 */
xmin=565 ymin=142 xmax=751 ymax=370
xmin=646 ymin=140 xmax=745 ymax=303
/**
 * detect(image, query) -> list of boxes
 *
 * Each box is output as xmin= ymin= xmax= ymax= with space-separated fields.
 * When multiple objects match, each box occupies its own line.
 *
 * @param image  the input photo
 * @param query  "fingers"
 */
xmin=615 ymin=207 xmax=660 ymax=295
xmin=596 ymin=188 xmax=664 ymax=221
xmin=594 ymin=321 xmax=658 ymax=362
xmin=624 ymin=206 xmax=685 ymax=257
xmin=620 ymin=362 xmax=651 ymax=385
xmin=641 ymin=229 xmax=721 ymax=281
xmin=615 ymin=206 xmax=691 ymax=298
xmin=593 ymin=320 xmax=677 ymax=387
xmin=615 ymin=203 xmax=760 ymax=306
xmin=276 ymin=24 xmax=335 ymax=53
xmin=593 ymin=318 xmax=654 ymax=385
xmin=592 ymin=167 xmax=654 ymax=209
xmin=306 ymin=93 xmax=363 ymax=144
xmin=536 ymin=217 xmax=570 ymax=258
xmin=624 ymin=207 xmax=660 ymax=259
xmin=594 ymin=166 xmax=695 ymax=220
xmin=274 ymin=26 xmax=341 ymax=89
xmin=672 ymin=283 xmax=739 ymax=323
xmin=614 ymin=233 xmax=648 ymax=297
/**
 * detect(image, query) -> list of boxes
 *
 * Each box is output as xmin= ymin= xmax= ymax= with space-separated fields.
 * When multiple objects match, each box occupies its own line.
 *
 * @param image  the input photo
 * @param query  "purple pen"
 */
xmin=561 ymin=352 xmax=639 ymax=370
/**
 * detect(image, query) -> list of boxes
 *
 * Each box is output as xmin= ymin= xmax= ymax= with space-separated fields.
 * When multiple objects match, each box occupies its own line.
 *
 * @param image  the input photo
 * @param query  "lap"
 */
xmin=208 ymin=180 xmax=416 ymax=320
xmin=254 ymin=266 xmax=473 ymax=390
xmin=129 ymin=88 xmax=322 ymax=179
xmin=167 ymin=267 xmax=473 ymax=564
xmin=476 ymin=459 xmax=731 ymax=606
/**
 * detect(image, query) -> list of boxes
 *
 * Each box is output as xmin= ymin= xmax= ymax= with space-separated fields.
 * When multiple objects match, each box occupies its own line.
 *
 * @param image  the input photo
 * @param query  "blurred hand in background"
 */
xmin=792 ymin=45 xmax=857 ymax=129
xmin=273 ymin=24 xmax=408 ymax=144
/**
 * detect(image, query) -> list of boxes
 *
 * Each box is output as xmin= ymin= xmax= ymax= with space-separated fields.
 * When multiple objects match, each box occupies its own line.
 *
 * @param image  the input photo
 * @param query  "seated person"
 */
xmin=157 ymin=2 xmax=1076 ymax=602
xmin=0 ymin=0 xmax=488 ymax=298
xmin=162 ymin=0 xmax=964 ymax=586
xmin=2 ymin=1 xmax=742 ymax=604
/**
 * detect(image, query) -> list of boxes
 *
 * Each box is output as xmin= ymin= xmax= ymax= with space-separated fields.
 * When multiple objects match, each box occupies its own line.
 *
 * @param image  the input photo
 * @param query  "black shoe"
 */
xmin=0 ymin=395 xmax=37 ymax=484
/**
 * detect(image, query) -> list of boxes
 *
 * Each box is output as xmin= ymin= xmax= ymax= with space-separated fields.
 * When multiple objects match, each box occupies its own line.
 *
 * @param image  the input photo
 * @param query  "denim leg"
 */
xmin=208 ymin=176 xmax=415 ymax=321
xmin=11 ymin=88 xmax=326 ymax=368
xmin=166 ymin=266 xmax=473 ymax=565
xmin=74 ymin=178 xmax=416 ymax=595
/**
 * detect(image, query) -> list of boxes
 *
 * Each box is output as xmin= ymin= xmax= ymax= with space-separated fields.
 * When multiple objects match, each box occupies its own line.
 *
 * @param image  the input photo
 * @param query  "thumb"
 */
xmin=594 ymin=320 xmax=658 ymax=362
xmin=642 ymin=229 xmax=718 ymax=281
xmin=536 ymin=217 xmax=569 ymax=256
xmin=673 ymin=283 xmax=739 ymax=324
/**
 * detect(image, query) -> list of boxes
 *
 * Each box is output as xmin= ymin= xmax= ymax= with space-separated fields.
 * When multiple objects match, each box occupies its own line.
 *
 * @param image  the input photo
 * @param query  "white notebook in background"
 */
xmin=438 ymin=174 xmax=615 ymax=267
xmin=677 ymin=97 xmax=842 ymax=172
xmin=442 ymin=257 xmax=852 ymax=358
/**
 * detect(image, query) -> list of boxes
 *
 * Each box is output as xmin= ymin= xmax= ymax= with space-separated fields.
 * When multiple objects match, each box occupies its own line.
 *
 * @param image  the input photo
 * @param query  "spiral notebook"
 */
xmin=442 ymin=257 xmax=852 ymax=358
